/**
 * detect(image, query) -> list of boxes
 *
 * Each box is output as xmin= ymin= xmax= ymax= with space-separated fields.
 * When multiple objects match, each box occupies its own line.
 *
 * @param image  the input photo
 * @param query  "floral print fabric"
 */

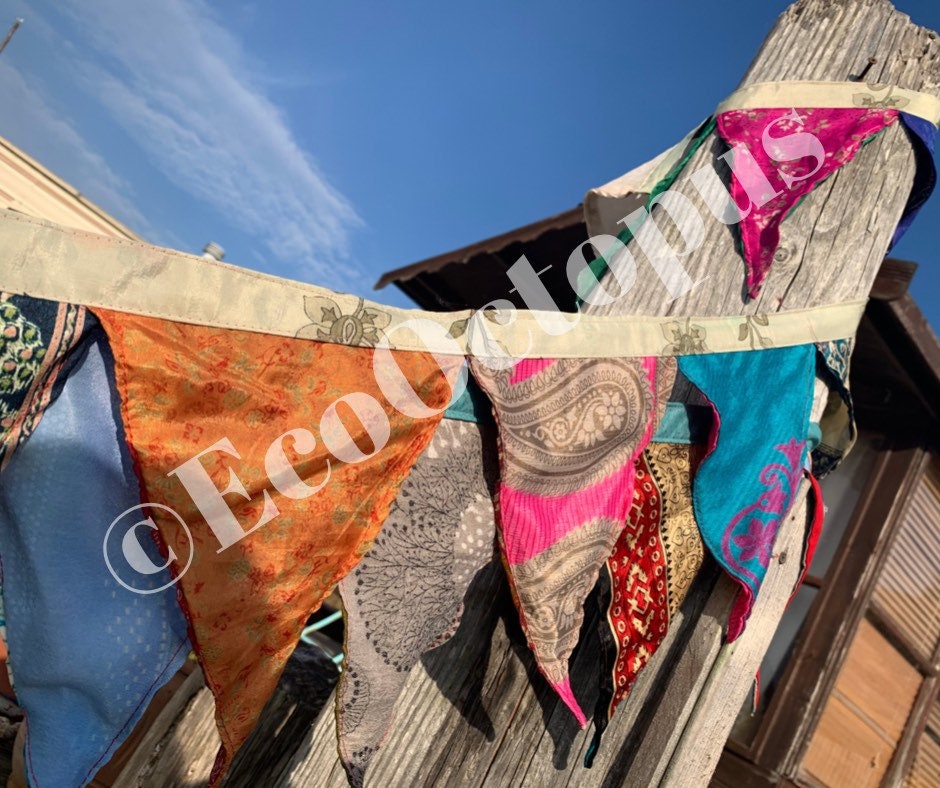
xmin=93 ymin=309 xmax=455 ymax=784
xmin=0 ymin=294 xmax=86 ymax=471
xmin=716 ymin=107 xmax=898 ymax=298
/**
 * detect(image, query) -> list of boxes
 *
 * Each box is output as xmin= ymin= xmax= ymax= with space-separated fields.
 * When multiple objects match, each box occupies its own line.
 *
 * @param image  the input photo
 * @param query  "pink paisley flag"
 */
xmin=469 ymin=356 xmax=675 ymax=723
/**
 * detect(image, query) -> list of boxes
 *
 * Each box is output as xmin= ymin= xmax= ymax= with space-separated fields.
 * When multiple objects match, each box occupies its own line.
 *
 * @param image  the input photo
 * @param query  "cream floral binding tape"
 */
xmin=0 ymin=210 xmax=865 ymax=358
xmin=716 ymin=80 xmax=940 ymax=124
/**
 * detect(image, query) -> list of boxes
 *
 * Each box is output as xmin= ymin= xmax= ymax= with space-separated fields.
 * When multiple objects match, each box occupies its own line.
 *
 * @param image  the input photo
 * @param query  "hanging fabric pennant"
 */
xmin=891 ymin=112 xmax=938 ymax=248
xmin=0 ymin=319 xmax=190 ymax=788
xmin=469 ymin=356 xmax=676 ymax=724
xmin=578 ymin=117 xmax=717 ymax=303
xmin=813 ymin=339 xmax=855 ymax=478
xmin=715 ymin=107 xmax=898 ymax=298
xmin=678 ymin=345 xmax=815 ymax=641
xmin=337 ymin=418 xmax=498 ymax=787
xmin=93 ymin=309 xmax=457 ymax=785
xmin=588 ymin=442 xmax=705 ymax=762
xmin=0 ymin=294 xmax=86 ymax=471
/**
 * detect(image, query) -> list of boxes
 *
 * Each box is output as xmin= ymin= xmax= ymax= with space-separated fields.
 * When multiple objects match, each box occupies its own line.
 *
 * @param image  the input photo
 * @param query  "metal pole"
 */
xmin=0 ymin=18 xmax=23 ymax=57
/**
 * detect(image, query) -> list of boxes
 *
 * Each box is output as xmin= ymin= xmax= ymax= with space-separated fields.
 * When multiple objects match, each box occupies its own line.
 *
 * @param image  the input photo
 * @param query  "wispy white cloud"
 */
xmin=62 ymin=0 xmax=361 ymax=288
xmin=4 ymin=0 xmax=362 ymax=289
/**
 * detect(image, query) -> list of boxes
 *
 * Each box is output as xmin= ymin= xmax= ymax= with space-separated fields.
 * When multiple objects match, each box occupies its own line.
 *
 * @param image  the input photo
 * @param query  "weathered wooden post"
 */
xmin=108 ymin=1 xmax=940 ymax=785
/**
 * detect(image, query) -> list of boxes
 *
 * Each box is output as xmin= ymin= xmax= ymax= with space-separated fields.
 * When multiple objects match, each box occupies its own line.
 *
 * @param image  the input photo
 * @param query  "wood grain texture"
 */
xmin=115 ymin=1 xmax=940 ymax=786
xmin=592 ymin=3 xmax=939 ymax=321
xmin=102 ymin=664 xmax=203 ymax=788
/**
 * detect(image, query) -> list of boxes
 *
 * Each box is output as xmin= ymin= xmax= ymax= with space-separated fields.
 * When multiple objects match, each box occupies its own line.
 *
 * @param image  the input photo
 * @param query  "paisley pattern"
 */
xmin=0 ymin=295 xmax=86 ymax=470
xmin=473 ymin=357 xmax=653 ymax=496
xmin=512 ymin=516 xmax=620 ymax=686
xmin=337 ymin=419 xmax=497 ymax=788
xmin=470 ymin=355 xmax=676 ymax=723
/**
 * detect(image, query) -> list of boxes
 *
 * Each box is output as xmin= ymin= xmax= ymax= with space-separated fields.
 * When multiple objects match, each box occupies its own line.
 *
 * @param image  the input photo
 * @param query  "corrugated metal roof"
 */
xmin=373 ymin=207 xmax=592 ymax=311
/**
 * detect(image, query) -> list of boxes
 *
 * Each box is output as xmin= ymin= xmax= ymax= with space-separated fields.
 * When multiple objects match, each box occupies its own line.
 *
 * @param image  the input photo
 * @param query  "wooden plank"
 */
xmin=98 ymin=663 xmax=202 ymax=787
xmin=130 ymin=679 xmax=219 ymax=788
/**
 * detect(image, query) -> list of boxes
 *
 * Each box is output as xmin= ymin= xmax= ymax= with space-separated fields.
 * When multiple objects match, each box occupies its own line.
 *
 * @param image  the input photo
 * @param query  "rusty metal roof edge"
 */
xmin=373 ymin=206 xmax=584 ymax=290
xmin=882 ymin=291 xmax=940 ymax=391
xmin=870 ymin=257 xmax=917 ymax=301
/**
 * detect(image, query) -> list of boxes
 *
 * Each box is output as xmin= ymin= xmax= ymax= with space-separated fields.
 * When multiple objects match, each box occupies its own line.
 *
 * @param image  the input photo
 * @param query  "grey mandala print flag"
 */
xmin=336 ymin=418 xmax=498 ymax=787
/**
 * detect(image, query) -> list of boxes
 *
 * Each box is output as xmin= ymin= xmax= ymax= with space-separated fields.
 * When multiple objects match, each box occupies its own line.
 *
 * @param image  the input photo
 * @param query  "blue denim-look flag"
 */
xmin=0 ymin=321 xmax=189 ymax=787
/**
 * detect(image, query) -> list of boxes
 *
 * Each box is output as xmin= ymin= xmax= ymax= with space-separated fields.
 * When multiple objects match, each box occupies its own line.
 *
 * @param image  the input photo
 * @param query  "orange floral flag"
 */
xmin=95 ymin=309 xmax=456 ymax=783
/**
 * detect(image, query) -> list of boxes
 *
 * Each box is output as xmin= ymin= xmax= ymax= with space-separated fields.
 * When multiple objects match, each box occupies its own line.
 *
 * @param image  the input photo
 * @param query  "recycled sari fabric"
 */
xmin=337 ymin=419 xmax=497 ymax=788
xmin=93 ymin=309 xmax=455 ymax=784
xmin=584 ymin=86 xmax=940 ymax=302
xmin=892 ymin=112 xmax=938 ymax=247
xmin=715 ymin=81 xmax=940 ymax=121
xmin=577 ymin=117 xmax=717 ymax=304
xmin=0 ymin=294 xmax=86 ymax=471
xmin=0 ymin=594 xmax=9 ymax=693
xmin=0 ymin=322 xmax=190 ymax=788
xmin=469 ymin=355 xmax=675 ymax=723
xmin=813 ymin=339 xmax=855 ymax=478
xmin=715 ymin=107 xmax=899 ymax=298
xmin=0 ymin=129 xmax=886 ymax=780
xmin=651 ymin=403 xmax=712 ymax=445
xmin=797 ymin=471 xmax=825 ymax=595
xmin=0 ymin=209 xmax=865 ymax=359
xmin=589 ymin=442 xmax=705 ymax=761
xmin=678 ymin=344 xmax=815 ymax=641
xmin=443 ymin=373 xmax=495 ymax=425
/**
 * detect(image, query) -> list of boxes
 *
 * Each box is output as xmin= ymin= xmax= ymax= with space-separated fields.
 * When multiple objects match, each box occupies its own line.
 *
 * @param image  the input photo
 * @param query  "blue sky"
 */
xmin=0 ymin=0 xmax=937 ymax=327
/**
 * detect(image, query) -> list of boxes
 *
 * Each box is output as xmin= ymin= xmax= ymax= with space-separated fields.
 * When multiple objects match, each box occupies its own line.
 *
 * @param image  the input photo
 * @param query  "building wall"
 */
xmin=0 ymin=136 xmax=139 ymax=240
